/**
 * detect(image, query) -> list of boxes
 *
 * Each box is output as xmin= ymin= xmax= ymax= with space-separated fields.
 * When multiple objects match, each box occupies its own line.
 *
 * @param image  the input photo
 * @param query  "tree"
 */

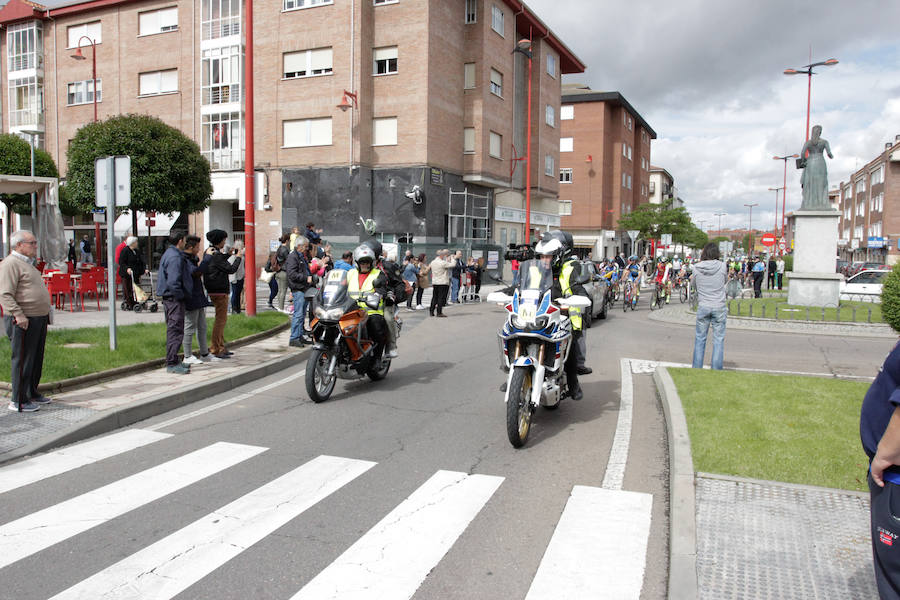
xmin=617 ymin=199 xmax=704 ymax=250
xmin=0 ymin=133 xmax=60 ymax=215
xmin=66 ymin=115 xmax=212 ymax=221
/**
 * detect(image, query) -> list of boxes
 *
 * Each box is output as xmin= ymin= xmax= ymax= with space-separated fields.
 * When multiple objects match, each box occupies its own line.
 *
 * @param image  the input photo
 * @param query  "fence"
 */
xmin=725 ymin=295 xmax=883 ymax=324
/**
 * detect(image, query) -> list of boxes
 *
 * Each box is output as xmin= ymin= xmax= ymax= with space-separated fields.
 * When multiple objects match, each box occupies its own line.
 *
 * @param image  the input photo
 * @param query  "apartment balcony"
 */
xmin=202 ymin=84 xmax=241 ymax=106
xmin=9 ymin=109 xmax=44 ymax=129
xmin=202 ymin=18 xmax=240 ymax=41
xmin=203 ymin=148 xmax=243 ymax=171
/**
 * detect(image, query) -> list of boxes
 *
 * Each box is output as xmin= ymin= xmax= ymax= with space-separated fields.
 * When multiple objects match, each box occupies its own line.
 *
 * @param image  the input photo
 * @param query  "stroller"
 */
xmin=123 ymin=272 xmax=159 ymax=313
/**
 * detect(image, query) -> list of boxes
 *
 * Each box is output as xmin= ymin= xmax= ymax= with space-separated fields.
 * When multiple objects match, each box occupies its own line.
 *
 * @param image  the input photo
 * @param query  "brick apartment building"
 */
xmin=0 ymin=0 xmax=583 ymax=267
xmin=836 ymin=135 xmax=900 ymax=265
xmin=557 ymin=84 xmax=655 ymax=258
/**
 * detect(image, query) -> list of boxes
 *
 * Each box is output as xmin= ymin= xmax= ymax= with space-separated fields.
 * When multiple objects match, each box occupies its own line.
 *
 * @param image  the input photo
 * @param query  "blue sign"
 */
xmin=869 ymin=236 xmax=886 ymax=248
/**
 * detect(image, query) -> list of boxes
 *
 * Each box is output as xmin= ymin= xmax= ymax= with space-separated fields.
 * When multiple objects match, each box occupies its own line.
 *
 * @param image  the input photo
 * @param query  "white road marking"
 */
xmin=50 ymin=455 xmax=376 ymax=600
xmin=628 ymin=358 xmax=874 ymax=380
xmin=0 ymin=441 xmax=266 ymax=569
xmin=525 ymin=486 xmax=653 ymax=600
xmin=291 ymin=470 xmax=504 ymax=600
xmin=602 ymin=358 xmax=634 ymax=490
xmin=0 ymin=429 xmax=171 ymax=495
xmin=148 ymin=369 xmax=307 ymax=431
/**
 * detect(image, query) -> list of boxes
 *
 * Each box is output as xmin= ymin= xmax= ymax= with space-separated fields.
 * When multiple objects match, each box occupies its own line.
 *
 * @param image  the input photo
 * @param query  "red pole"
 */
xmin=524 ymin=31 xmax=533 ymax=245
xmin=91 ymin=41 xmax=97 ymax=123
xmin=781 ymin=158 xmax=787 ymax=238
xmin=243 ymin=0 xmax=257 ymax=316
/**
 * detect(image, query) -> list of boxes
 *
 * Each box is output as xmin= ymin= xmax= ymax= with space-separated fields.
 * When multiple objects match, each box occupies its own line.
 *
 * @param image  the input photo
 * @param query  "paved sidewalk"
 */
xmin=648 ymin=302 xmax=896 ymax=338
xmin=0 ymin=329 xmax=303 ymax=464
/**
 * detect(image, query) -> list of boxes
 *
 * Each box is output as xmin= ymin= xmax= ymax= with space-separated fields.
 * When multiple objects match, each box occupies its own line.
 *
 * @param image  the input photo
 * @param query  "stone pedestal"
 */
xmin=787 ymin=210 xmax=841 ymax=307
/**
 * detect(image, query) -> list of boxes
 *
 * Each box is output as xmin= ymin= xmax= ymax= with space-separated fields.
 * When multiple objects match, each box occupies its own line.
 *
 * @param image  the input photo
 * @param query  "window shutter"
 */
xmin=283 ymin=51 xmax=306 ymax=76
xmin=139 ymin=72 xmax=160 ymax=95
xmin=160 ymin=69 xmax=178 ymax=93
xmin=309 ymin=47 xmax=332 ymax=72
xmin=373 ymin=46 xmax=398 ymax=61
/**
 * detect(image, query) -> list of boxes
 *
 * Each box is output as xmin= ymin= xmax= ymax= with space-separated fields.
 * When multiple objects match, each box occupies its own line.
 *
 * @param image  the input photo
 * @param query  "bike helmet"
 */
xmin=353 ymin=244 xmax=377 ymax=268
xmin=629 ymin=255 xmax=638 ymax=261
xmin=658 ymin=256 xmax=668 ymax=263
xmin=534 ymin=231 xmax=573 ymax=269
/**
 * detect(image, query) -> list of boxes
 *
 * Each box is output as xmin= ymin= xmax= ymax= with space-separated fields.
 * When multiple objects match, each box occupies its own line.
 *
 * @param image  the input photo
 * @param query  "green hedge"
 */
xmin=882 ymin=262 xmax=900 ymax=333
xmin=782 ymin=255 xmax=793 ymax=272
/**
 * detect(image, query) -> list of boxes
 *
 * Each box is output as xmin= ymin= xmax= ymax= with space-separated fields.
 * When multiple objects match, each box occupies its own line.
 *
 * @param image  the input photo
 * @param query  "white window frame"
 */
xmin=489 ymin=131 xmax=502 ymax=158
xmin=465 ymin=0 xmax=477 ymax=23
xmin=560 ymin=105 xmax=574 ymax=120
xmin=283 ymin=47 xmax=333 ymax=79
xmin=372 ymin=116 xmax=398 ymax=146
xmin=7 ymin=21 xmax=42 ymax=72
xmin=201 ymin=45 xmax=242 ymax=106
xmin=545 ymin=154 xmax=554 ymax=176
xmin=138 ymin=69 xmax=178 ymax=96
xmin=373 ymin=0 xmax=399 ymax=4
xmin=627 ymin=174 xmax=633 ymax=189
xmin=463 ymin=127 xmax=475 ymax=154
xmin=491 ymin=4 xmax=504 ymax=36
xmin=559 ymin=168 xmax=573 ymax=184
xmin=545 ymin=104 xmax=554 ymax=127
xmin=547 ymin=54 xmax=557 ymax=78
xmin=464 ymin=62 xmax=475 ymax=89
xmin=66 ymin=79 xmax=101 ymax=106
xmin=67 ymin=21 xmax=101 ymax=48
xmin=489 ymin=68 xmax=503 ymax=97
xmin=283 ymin=117 xmax=333 ymax=148
xmin=138 ymin=6 xmax=178 ymax=37
xmin=559 ymin=200 xmax=572 ymax=216
xmin=283 ymin=0 xmax=333 ymax=11
xmin=560 ymin=137 xmax=573 ymax=152
xmin=373 ymin=46 xmax=398 ymax=76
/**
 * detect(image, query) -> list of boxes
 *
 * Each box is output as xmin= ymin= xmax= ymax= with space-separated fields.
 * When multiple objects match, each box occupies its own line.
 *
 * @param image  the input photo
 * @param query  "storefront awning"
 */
xmin=113 ymin=211 xmax=180 ymax=237
xmin=573 ymin=235 xmax=599 ymax=248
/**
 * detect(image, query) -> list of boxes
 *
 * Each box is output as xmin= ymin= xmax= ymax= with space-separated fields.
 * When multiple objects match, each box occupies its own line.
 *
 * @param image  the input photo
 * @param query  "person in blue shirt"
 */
xmin=751 ymin=256 xmax=766 ymax=298
xmin=332 ymin=250 xmax=354 ymax=272
xmin=861 ymin=341 xmax=900 ymax=598
xmin=156 ymin=232 xmax=194 ymax=374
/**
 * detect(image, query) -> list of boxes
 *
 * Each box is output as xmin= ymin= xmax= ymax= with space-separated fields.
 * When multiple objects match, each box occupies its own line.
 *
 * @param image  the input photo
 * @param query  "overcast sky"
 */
xmin=527 ymin=0 xmax=900 ymax=235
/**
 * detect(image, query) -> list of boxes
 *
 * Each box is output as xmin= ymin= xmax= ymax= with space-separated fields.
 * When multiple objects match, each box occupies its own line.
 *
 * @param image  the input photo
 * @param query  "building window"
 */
xmin=545 ymin=104 xmax=555 ymax=127
xmin=510 ymin=228 xmax=517 ymax=245
xmin=202 ymin=111 xmax=242 ymax=170
xmin=622 ymin=143 xmax=632 ymax=160
xmin=139 ymin=7 xmax=178 ymax=36
xmin=67 ymin=79 xmax=101 ymax=106
xmin=622 ymin=173 xmax=627 ymax=188
xmin=500 ymin=226 xmax=507 ymax=247
xmin=463 ymin=127 xmax=475 ymax=154
xmin=283 ymin=117 xmax=332 ymax=147
xmin=7 ymin=21 xmax=43 ymax=72
xmin=856 ymin=178 xmax=866 ymax=194
xmin=9 ymin=76 xmax=44 ymax=128
xmin=67 ymin=21 xmax=101 ymax=48
xmin=139 ymin=69 xmax=178 ymax=96
xmin=283 ymin=0 xmax=333 ymax=10
xmin=201 ymin=45 xmax=241 ymax=105
xmin=464 ymin=62 xmax=475 ymax=89
xmin=202 ymin=0 xmax=241 ymax=40
xmin=489 ymin=68 xmax=503 ymax=97
xmin=559 ymin=168 xmax=573 ymax=183
xmin=560 ymin=137 xmax=573 ymax=152
xmin=491 ymin=4 xmax=504 ymax=36
xmin=372 ymin=117 xmax=398 ymax=146
xmin=545 ymin=155 xmax=554 ymax=176
xmin=559 ymin=200 xmax=572 ymax=216
xmin=623 ymin=113 xmax=633 ymax=130
xmin=284 ymin=47 xmax=332 ymax=78
xmin=649 ymin=181 xmax=655 ymax=194
xmin=465 ymin=0 xmax=477 ymax=23
xmin=547 ymin=54 xmax=557 ymax=78
xmin=373 ymin=46 xmax=398 ymax=75
xmin=489 ymin=131 xmax=501 ymax=158
xmin=871 ymin=164 xmax=885 ymax=186
xmin=560 ymin=105 xmax=574 ymax=120
xmin=373 ymin=0 xmax=398 ymax=4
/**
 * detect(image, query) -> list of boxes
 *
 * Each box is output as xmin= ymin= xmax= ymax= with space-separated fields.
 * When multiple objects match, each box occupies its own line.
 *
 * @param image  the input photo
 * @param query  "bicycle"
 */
xmin=622 ymin=279 xmax=638 ymax=311
xmin=676 ymin=277 xmax=689 ymax=303
xmin=649 ymin=280 xmax=668 ymax=310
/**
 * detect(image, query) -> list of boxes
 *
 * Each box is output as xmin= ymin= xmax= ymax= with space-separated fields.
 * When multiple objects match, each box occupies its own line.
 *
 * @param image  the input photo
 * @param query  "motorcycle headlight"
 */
xmin=314 ymin=306 xmax=344 ymax=321
xmin=511 ymin=313 xmax=527 ymax=329
xmin=530 ymin=315 xmax=549 ymax=331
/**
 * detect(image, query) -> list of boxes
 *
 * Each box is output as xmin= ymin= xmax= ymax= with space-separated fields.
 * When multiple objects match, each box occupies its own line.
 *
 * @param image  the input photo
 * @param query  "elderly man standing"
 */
xmin=429 ymin=249 xmax=450 ymax=318
xmin=0 ymin=230 xmax=53 ymax=412
xmin=285 ymin=236 xmax=312 ymax=347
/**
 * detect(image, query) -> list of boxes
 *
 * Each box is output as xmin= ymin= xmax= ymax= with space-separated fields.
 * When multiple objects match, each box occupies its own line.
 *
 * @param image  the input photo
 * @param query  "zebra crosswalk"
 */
xmin=0 ymin=429 xmax=654 ymax=599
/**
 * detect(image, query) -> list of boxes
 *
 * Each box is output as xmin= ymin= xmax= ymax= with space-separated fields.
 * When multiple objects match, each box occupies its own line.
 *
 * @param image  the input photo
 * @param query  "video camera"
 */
xmin=503 ymin=243 xmax=535 ymax=262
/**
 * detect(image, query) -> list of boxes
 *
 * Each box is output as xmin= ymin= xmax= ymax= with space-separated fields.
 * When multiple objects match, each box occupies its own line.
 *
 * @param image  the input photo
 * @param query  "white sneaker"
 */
xmin=416 ymin=304 xmax=425 ymax=310
xmin=387 ymin=349 xmax=399 ymax=358
xmin=207 ymin=354 xmax=224 ymax=362
xmin=183 ymin=355 xmax=203 ymax=366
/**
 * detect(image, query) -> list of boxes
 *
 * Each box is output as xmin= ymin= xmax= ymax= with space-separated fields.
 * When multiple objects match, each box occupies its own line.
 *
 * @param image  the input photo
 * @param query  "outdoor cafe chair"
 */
xmin=47 ymin=272 xmax=74 ymax=312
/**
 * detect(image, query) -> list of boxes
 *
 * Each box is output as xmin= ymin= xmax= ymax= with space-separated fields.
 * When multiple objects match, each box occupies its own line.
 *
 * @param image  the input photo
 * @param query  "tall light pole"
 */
xmin=71 ymin=37 xmax=101 ymax=263
xmin=514 ymin=34 xmax=534 ymax=244
xmin=21 ymin=129 xmax=41 ymax=258
xmin=773 ymin=154 xmax=799 ymax=237
xmin=243 ymin=0 xmax=257 ymax=316
xmin=714 ymin=212 xmax=726 ymax=236
xmin=767 ymin=187 xmax=783 ymax=235
xmin=744 ymin=203 xmax=758 ymax=254
xmin=784 ymin=57 xmax=838 ymax=142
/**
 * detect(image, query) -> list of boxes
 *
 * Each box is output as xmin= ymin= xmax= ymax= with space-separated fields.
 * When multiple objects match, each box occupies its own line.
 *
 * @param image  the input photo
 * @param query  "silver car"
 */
xmin=577 ymin=260 xmax=609 ymax=327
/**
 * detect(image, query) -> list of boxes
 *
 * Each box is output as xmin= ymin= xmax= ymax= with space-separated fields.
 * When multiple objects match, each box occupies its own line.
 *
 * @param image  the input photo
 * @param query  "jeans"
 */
xmin=450 ymin=277 xmax=460 ymax=303
xmin=163 ymin=299 xmax=186 ymax=366
xmin=290 ymin=290 xmax=307 ymax=341
xmin=275 ymin=271 xmax=289 ymax=310
xmin=430 ymin=284 xmax=448 ymax=315
xmin=692 ymin=306 xmax=727 ymax=370
xmin=268 ymin=276 xmax=278 ymax=304
xmin=230 ymin=279 xmax=244 ymax=313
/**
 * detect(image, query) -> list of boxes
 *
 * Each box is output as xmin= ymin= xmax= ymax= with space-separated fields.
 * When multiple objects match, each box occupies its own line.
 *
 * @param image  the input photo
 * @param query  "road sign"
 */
xmin=660 ymin=233 xmax=672 ymax=245
xmin=94 ymin=156 xmax=131 ymax=207
xmin=779 ymin=240 xmax=786 ymax=251
xmin=627 ymin=230 xmax=639 ymax=242
xmin=145 ymin=219 xmax=156 ymax=227
xmin=760 ymin=233 xmax=776 ymax=247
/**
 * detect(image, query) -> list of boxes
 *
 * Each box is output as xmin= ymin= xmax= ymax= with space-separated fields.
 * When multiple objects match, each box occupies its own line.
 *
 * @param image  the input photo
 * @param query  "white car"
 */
xmin=840 ymin=269 xmax=890 ymax=301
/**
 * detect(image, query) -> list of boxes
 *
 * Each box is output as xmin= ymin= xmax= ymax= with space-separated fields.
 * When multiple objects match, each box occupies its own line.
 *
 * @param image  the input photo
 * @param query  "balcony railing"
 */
xmin=202 ymin=84 xmax=241 ymax=106
xmin=202 ymin=18 xmax=240 ymax=41
xmin=203 ymin=148 xmax=243 ymax=171
xmin=9 ymin=109 xmax=44 ymax=128
xmin=8 ymin=53 xmax=38 ymax=72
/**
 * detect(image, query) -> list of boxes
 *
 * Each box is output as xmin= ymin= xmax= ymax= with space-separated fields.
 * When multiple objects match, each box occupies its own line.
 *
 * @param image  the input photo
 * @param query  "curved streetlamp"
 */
xmin=70 ymin=37 xmax=98 ymax=123
xmin=784 ymin=58 xmax=838 ymax=141
xmin=773 ymin=153 xmax=799 ymax=237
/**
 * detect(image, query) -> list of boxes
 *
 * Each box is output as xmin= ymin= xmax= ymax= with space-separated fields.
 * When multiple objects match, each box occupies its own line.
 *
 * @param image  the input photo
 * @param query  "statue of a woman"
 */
xmin=799 ymin=125 xmax=834 ymax=210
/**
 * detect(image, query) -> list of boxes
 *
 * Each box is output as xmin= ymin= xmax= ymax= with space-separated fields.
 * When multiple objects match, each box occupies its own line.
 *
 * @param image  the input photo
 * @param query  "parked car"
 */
xmin=836 ymin=260 xmax=848 ymax=275
xmin=846 ymin=261 xmax=866 ymax=277
xmin=840 ymin=269 xmax=890 ymax=301
xmin=578 ymin=260 xmax=609 ymax=326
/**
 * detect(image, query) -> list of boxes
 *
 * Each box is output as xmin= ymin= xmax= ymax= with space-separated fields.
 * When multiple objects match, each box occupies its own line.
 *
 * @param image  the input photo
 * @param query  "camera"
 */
xmin=503 ymin=243 xmax=535 ymax=262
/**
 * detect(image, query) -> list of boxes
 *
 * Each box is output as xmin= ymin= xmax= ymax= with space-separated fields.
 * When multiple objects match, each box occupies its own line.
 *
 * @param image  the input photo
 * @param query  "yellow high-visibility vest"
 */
xmin=348 ymin=268 xmax=384 ymax=316
xmin=559 ymin=259 xmax=582 ymax=331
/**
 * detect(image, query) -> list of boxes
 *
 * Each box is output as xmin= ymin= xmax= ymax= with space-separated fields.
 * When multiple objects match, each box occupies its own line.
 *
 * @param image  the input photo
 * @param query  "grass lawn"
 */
xmin=726 ymin=296 xmax=883 ymax=323
xmin=0 ymin=312 xmax=288 ymax=384
xmin=668 ymin=367 xmax=871 ymax=491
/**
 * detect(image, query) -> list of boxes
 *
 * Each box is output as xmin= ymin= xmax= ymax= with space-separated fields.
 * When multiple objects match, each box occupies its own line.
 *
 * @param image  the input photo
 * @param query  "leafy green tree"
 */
xmin=66 ymin=115 xmax=212 ymax=219
xmin=881 ymin=262 xmax=900 ymax=333
xmin=0 ymin=133 xmax=60 ymax=215
xmin=617 ymin=199 xmax=705 ymax=249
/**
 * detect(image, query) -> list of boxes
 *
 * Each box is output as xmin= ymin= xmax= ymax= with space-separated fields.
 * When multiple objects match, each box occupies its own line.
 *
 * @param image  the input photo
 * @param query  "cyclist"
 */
xmin=625 ymin=255 xmax=642 ymax=303
xmin=653 ymin=256 xmax=673 ymax=304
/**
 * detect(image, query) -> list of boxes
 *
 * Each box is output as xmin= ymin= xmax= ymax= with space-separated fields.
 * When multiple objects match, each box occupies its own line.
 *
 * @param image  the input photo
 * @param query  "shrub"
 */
xmin=881 ymin=263 xmax=900 ymax=333
xmin=782 ymin=254 xmax=793 ymax=272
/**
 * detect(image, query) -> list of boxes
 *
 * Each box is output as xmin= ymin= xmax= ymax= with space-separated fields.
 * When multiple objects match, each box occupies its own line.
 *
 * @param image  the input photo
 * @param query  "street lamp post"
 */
xmin=21 ymin=129 xmax=41 ymax=258
xmin=772 ymin=154 xmax=799 ymax=237
xmin=714 ymin=212 xmax=726 ymax=237
xmin=744 ymin=203 xmax=758 ymax=254
xmin=767 ymin=186 xmax=783 ymax=235
xmin=71 ymin=37 xmax=101 ymax=263
xmin=784 ymin=57 xmax=838 ymax=142
xmin=514 ymin=35 xmax=534 ymax=244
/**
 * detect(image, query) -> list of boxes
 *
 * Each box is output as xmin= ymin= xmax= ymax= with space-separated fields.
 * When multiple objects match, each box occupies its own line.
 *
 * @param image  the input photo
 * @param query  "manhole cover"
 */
xmin=62 ymin=343 xmax=93 ymax=349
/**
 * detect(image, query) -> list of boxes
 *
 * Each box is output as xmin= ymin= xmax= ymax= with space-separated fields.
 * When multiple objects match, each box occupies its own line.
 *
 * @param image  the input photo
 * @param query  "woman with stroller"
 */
xmin=119 ymin=236 xmax=147 ymax=310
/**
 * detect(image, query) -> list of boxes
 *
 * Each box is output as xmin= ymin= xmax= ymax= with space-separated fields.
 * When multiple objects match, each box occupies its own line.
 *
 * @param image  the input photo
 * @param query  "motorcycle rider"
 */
xmin=348 ymin=244 xmax=389 ymax=361
xmin=361 ymin=240 xmax=406 ymax=358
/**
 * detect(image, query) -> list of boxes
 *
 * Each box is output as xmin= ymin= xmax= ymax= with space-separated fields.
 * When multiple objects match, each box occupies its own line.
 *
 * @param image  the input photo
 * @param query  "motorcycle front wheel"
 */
xmin=306 ymin=348 xmax=336 ymax=403
xmin=506 ymin=366 xmax=534 ymax=448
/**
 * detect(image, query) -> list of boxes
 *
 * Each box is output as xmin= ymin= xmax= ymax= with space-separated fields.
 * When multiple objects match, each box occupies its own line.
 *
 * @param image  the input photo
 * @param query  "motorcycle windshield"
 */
xmin=317 ymin=268 xmax=353 ymax=309
xmin=518 ymin=260 xmax=554 ymax=293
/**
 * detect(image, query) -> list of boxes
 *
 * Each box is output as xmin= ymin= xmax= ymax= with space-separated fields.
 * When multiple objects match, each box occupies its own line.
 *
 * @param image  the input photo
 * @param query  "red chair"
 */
xmin=48 ymin=273 xmax=74 ymax=311
xmin=77 ymin=271 xmax=101 ymax=311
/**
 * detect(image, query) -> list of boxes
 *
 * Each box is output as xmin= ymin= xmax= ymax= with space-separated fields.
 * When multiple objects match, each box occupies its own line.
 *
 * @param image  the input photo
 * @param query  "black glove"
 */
xmin=386 ymin=290 xmax=396 ymax=305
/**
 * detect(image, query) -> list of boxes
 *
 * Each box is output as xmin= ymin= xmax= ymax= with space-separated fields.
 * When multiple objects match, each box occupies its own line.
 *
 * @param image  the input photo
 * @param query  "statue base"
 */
xmin=787 ymin=210 xmax=841 ymax=307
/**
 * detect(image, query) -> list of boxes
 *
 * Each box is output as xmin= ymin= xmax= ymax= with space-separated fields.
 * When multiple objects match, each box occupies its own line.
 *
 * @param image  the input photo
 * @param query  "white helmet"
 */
xmin=352 ymin=244 xmax=377 ymax=267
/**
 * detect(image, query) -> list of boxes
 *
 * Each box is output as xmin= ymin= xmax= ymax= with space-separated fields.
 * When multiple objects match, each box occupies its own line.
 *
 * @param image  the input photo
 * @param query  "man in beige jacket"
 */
xmin=0 ymin=230 xmax=53 ymax=412
xmin=429 ymin=249 xmax=451 ymax=317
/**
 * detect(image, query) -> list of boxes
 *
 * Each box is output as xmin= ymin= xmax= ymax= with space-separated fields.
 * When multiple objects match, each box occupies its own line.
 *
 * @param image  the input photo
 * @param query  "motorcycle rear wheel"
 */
xmin=367 ymin=357 xmax=391 ymax=381
xmin=306 ymin=348 xmax=336 ymax=403
xmin=507 ymin=367 xmax=534 ymax=448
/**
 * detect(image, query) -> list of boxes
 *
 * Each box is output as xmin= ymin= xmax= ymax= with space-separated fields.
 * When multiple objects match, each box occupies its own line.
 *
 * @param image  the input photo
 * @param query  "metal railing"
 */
xmin=202 ymin=84 xmax=241 ymax=105
xmin=9 ymin=109 xmax=43 ymax=128
xmin=725 ymin=296 xmax=883 ymax=324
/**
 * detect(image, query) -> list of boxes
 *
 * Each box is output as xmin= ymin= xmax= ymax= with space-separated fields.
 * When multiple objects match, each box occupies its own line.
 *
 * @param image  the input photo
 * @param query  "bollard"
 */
xmin=762 ymin=304 xmax=767 ymax=318
xmin=805 ymin=306 xmax=810 ymax=320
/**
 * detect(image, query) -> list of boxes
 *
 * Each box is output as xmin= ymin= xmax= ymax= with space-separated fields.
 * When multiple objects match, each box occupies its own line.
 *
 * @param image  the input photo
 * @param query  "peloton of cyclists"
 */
xmin=653 ymin=256 xmax=674 ymax=303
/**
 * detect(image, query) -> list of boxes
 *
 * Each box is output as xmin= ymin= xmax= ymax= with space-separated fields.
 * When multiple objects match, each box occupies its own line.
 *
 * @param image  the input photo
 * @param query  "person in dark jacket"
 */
xmin=285 ymin=237 xmax=312 ymax=347
xmin=274 ymin=234 xmax=291 ymax=311
xmin=67 ymin=239 xmax=77 ymax=264
xmin=156 ymin=232 xmax=192 ymax=374
xmin=202 ymin=229 xmax=241 ymax=358
xmin=767 ymin=256 xmax=777 ymax=289
xmin=181 ymin=235 xmax=213 ymax=365
xmin=449 ymin=250 xmax=464 ymax=304
xmin=118 ymin=236 xmax=147 ymax=310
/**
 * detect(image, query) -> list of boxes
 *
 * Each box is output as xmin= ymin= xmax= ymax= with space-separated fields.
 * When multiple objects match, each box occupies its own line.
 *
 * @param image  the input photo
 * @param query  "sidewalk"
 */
xmin=651 ymin=364 xmax=877 ymax=599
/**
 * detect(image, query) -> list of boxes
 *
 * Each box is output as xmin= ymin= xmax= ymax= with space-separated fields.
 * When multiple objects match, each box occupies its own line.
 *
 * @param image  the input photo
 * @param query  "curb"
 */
xmin=0 ymin=321 xmax=291 ymax=395
xmin=652 ymin=366 xmax=699 ymax=600
xmin=0 ymin=344 xmax=309 ymax=467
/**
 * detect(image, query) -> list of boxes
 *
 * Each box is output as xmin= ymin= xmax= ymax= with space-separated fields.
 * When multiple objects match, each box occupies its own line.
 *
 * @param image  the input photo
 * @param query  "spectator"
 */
xmin=767 ymin=255 xmax=777 ymax=289
xmin=305 ymin=221 xmax=322 ymax=244
xmin=403 ymin=256 xmax=419 ymax=310
xmin=751 ymin=256 xmax=765 ymax=298
xmin=264 ymin=251 xmax=279 ymax=309
xmin=333 ymin=250 xmax=354 ymax=271
xmin=0 ymin=230 xmax=53 ymax=412
xmin=690 ymin=242 xmax=728 ymax=370
xmin=511 ymin=258 xmax=520 ymax=287
xmin=288 ymin=226 xmax=301 ymax=251
xmin=285 ymin=237 xmax=312 ymax=347
xmin=67 ymin=239 xmax=77 ymax=264
xmin=118 ymin=236 xmax=147 ymax=310
xmin=429 ymin=249 xmax=450 ymax=317
xmin=776 ymin=255 xmax=785 ymax=290
xmin=449 ymin=250 xmax=464 ymax=304
xmin=182 ymin=235 xmax=213 ymax=365
xmin=203 ymin=230 xmax=241 ymax=359
xmin=468 ymin=257 xmax=484 ymax=296
xmin=415 ymin=253 xmax=430 ymax=309
xmin=228 ymin=240 xmax=245 ymax=314
xmin=80 ymin=234 xmax=93 ymax=264
xmin=115 ymin=238 xmax=127 ymax=267
xmin=274 ymin=234 xmax=291 ymax=311
xmin=157 ymin=231 xmax=193 ymax=374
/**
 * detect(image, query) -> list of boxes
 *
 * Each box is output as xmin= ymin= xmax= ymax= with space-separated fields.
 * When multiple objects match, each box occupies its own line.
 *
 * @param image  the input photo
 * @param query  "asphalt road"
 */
xmin=0 ymin=298 xmax=893 ymax=600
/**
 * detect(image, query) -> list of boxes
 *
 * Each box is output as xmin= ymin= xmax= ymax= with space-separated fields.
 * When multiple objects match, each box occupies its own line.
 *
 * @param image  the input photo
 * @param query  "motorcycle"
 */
xmin=487 ymin=260 xmax=591 ymax=448
xmin=305 ymin=269 xmax=397 ymax=403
